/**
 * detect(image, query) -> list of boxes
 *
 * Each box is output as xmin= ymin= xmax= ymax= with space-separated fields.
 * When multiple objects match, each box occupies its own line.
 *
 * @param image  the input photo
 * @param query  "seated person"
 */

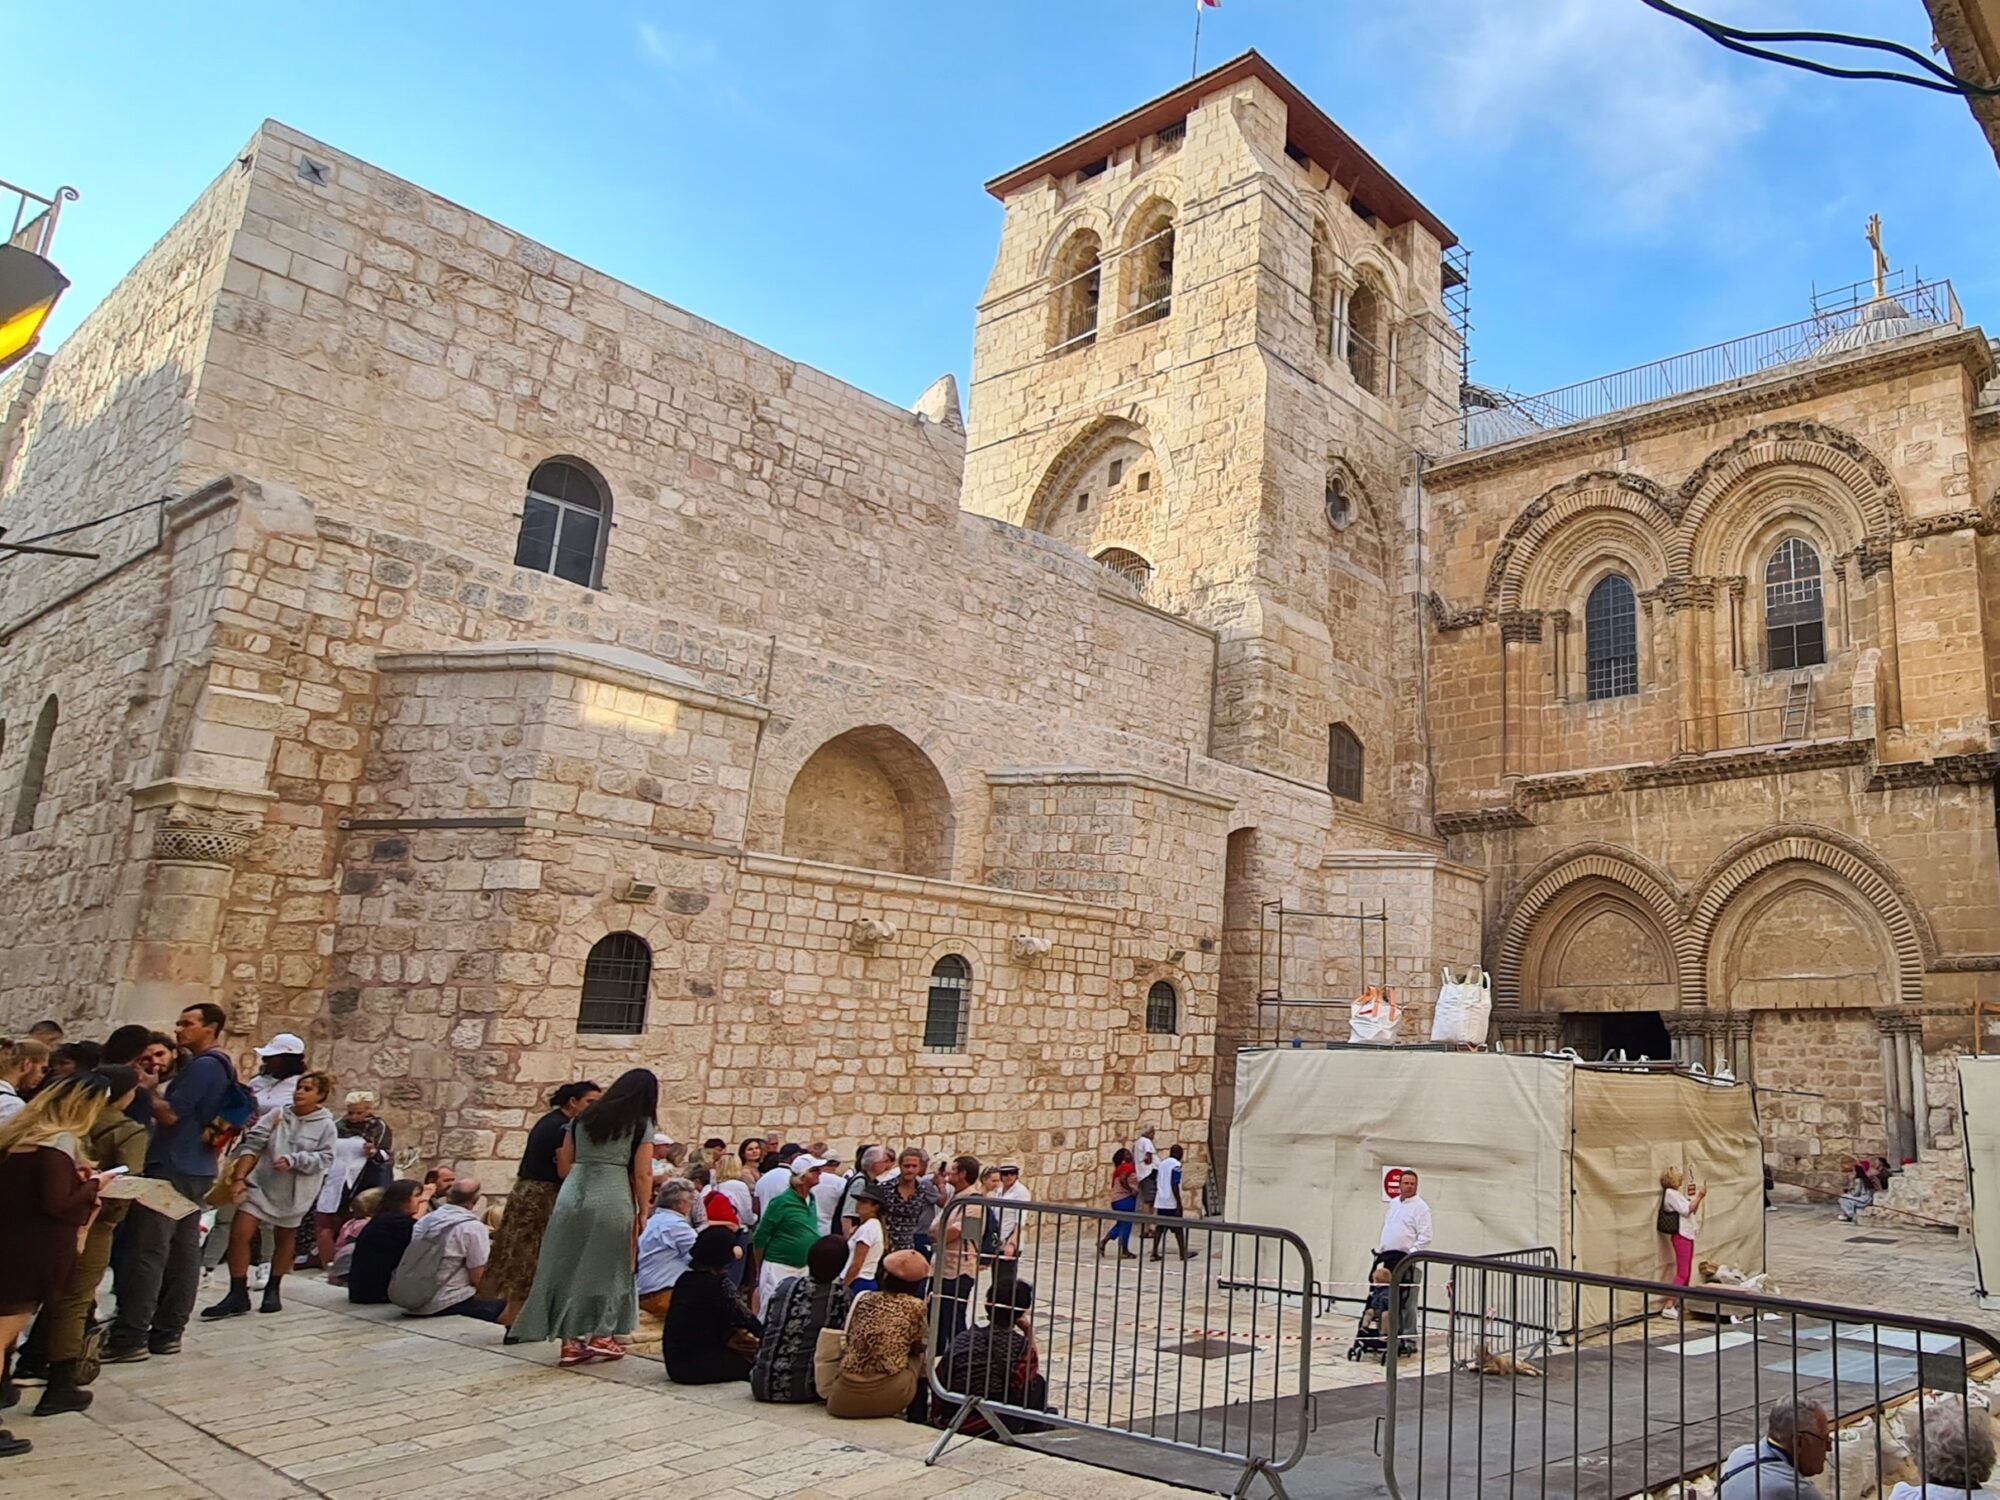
xmin=663 ymin=1225 xmax=764 ymax=1385
xmin=932 ymin=1270 xmax=1049 ymax=1434
xmin=346 ymin=1180 xmax=419 ymax=1304
xmin=751 ymin=1234 xmax=850 ymax=1404
xmin=1350 ymin=1262 xmax=1393 ymax=1356
xmin=826 ymin=1250 xmax=932 ymax=1421
xmin=388 ymin=1178 xmax=502 ymax=1320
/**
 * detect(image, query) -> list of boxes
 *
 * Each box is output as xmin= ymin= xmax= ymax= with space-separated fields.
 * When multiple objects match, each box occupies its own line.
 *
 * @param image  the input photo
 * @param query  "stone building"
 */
xmin=1 ymin=53 xmax=1994 ymax=1211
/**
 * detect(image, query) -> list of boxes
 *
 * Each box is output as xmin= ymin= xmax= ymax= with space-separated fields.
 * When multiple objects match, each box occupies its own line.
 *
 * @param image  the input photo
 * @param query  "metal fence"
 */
xmin=924 ymin=1196 xmax=1315 ymax=1499
xmin=1445 ymin=1247 xmax=1560 ymax=1373
xmin=1384 ymin=1250 xmax=2000 ymax=1498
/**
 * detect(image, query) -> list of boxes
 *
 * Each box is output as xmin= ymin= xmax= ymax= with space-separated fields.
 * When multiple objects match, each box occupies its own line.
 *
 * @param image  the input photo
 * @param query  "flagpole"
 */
xmin=1192 ymin=3 xmax=1203 ymax=78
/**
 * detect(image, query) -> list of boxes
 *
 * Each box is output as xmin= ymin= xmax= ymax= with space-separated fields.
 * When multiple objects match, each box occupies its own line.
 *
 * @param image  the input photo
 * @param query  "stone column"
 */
xmin=1666 ymin=1013 xmax=1706 ymax=1069
xmin=1877 ymin=1011 xmax=1914 ymax=1164
xmin=1909 ymin=1019 xmax=1931 ymax=1152
xmin=1549 ymin=610 xmax=1572 ymax=705
xmin=1499 ymin=612 xmax=1541 ymax=777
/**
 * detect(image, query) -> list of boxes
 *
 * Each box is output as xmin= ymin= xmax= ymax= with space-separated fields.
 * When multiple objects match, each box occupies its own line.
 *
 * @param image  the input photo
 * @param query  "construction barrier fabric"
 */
xmin=1959 ymin=1056 xmax=2000 ymax=1304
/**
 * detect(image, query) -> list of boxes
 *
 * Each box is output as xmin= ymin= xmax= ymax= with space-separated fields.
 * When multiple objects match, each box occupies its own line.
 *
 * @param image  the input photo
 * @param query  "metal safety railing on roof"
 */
xmin=2 ymin=178 xmax=77 ymax=259
xmin=1460 ymin=273 xmax=1961 ymax=451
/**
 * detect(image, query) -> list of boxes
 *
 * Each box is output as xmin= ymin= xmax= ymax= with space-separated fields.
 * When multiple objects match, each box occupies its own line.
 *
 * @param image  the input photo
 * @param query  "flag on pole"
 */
xmin=1198 ymin=0 xmax=1220 ymax=8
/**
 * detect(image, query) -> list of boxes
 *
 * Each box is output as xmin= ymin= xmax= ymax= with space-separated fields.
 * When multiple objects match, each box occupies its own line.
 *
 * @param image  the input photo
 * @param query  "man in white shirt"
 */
xmin=995 ymin=1165 xmax=1033 ymax=1254
xmin=402 ymin=1179 xmax=501 ymax=1320
xmin=809 ymin=1152 xmax=847 ymax=1233
xmin=1376 ymin=1170 xmax=1432 ymax=1342
xmin=1148 ymin=1145 xmax=1196 ymax=1261
xmin=755 ymin=1144 xmax=800 ymax=1214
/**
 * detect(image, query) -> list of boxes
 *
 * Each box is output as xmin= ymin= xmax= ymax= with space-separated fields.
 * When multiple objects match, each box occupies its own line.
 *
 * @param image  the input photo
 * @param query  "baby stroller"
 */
xmin=1346 ymin=1262 xmax=1418 ymax=1363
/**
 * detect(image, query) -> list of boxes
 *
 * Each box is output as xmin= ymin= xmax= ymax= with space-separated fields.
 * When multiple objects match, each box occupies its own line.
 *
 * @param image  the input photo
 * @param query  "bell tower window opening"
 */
xmin=1128 ymin=207 xmax=1176 ymax=327
xmin=1584 ymin=574 xmax=1639 ymax=701
xmin=1765 ymin=537 xmax=1826 ymax=671
xmin=1050 ymin=231 xmax=1103 ymax=353
xmin=1346 ymin=279 xmax=1387 ymax=397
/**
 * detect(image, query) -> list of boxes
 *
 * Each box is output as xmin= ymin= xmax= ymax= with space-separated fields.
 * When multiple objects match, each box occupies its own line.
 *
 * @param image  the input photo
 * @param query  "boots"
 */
xmin=31 ymin=1364 xmax=90 ymax=1417
xmin=201 ymin=1278 xmax=252 ymax=1320
xmin=258 ymin=1281 xmax=283 ymax=1314
xmin=0 ymin=1348 xmax=16 ymax=1410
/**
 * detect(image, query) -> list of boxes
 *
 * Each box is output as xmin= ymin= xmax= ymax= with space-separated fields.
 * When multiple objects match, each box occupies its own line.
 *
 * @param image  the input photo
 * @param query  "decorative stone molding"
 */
xmin=131 ymin=779 xmax=274 ymax=867
xmin=847 ymin=917 xmax=899 ymax=950
xmin=1427 ymin=593 xmax=1489 ymax=632
xmin=1482 ymin=470 xmax=1681 ymax=611
xmin=1498 ymin=610 xmax=1543 ymax=644
xmin=1652 ymin=575 xmax=1717 ymax=612
xmin=1011 ymin=933 xmax=1054 ymax=961
xmin=1433 ymin=806 xmax=1533 ymax=836
xmin=1865 ymin=751 xmax=2000 ymax=791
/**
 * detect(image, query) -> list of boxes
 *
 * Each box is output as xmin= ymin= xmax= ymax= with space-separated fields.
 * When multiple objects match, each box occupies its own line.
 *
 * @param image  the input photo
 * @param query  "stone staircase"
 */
xmin=1858 ymin=1146 xmax=1968 ymax=1231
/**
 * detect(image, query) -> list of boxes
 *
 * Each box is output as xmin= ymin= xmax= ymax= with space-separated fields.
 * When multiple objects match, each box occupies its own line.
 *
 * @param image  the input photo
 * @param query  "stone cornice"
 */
xmin=375 ymin=643 xmax=770 ymax=722
xmin=985 ymin=767 xmax=1237 ymax=812
xmin=1433 ymin=806 xmax=1533 ymax=835
xmin=741 ymin=851 xmax=1117 ymax=922
xmin=1320 ymin=848 xmax=1487 ymax=883
xmin=1865 ymin=751 xmax=2000 ymax=791
xmin=1426 ymin=326 xmax=1992 ymax=484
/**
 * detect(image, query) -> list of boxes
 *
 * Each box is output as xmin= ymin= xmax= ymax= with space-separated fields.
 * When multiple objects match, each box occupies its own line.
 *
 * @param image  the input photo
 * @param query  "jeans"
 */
xmin=415 ymin=1297 xmax=503 ymax=1322
xmin=111 ymin=1172 xmax=214 ymax=1347
xmin=1105 ymin=1197 xmax=1136 ymax=1250
xmin=940 ymin=1273 xmax=977 ymax=1340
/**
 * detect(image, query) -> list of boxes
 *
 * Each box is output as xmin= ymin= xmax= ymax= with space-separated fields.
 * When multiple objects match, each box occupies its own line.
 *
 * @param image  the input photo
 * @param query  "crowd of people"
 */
xmin=0 ymin=1015 xmax=1200 ymax=1457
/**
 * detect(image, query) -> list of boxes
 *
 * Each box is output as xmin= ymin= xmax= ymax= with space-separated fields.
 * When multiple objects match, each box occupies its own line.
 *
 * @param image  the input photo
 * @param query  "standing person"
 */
xmin=842 ymin=1184 xmax=889 ymax=1296
xmin=484 ymin=1079 xmax=600 ymax=1329
xmin=200 ymin=1072 xmax=337 ymax=1319
xmin=245 ymin=1034 xmax=306 ymax=1112
xmin=105 ymin=1003 xmax=244 ymax=1365
xmin=838 ymin=1146 xmax=891 ymax=1230
xmin=636 ymin=1180 xmax=698 ymax=1319
xmin=0 ymin=1074 xmax=117 ymax=1453
xmin=756 ymin=1144 xmax=802 ymax=1215
xmin=662 ymin=1226 xmax=762 ymax=1386
xmin=1149 ymin=1145 xmax=1196 ymax=1260
xmin=696 ymin=1138 xmax=729 ymax=1180
xmin=938 ymin=1156 xmax=986 ymax=1341
xmin=389 ymin=1179 xmax=502 ymax=1321
xmin=1375 ymin=1169 xmax=1432 ymax=1273
xmin=0 ymin=1041 xmax=50 ymax=1127
xmin=995 ymin=1165 xmax=1033 ymax=1257
xmin=34 ymin=1065 xmax=147 ymax=1416
xmin=811 ymin=1152 xmax=848 ymax=1233
xmin=750 ymin=1234 xmax=850 ymax=1405
xmin=311 ymin=1091 xmax=390 ymax=1269
xmin=1098 ymin=1148 xmax=1140 ymax=1259
xmin=881 ymin=1148 xmax=939 ymax=1255
xmin=753 ymin=1153 xmax=827 ymax=1308
xmin=509 ymin=1068 xmax=656 ymax=1368
xmin=1659 ymin=1166 xmax=1707 ymax=1312
xmin=345 ymin=1180 xmax=421 ymax=1305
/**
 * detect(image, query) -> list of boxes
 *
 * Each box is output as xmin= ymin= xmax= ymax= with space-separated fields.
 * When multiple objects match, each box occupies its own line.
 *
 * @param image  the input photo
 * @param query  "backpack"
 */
xmin=388 ymin=1217 xmax=454 ymax=1311
xmin=195 ymin=1052 xmax=258 ymax=1154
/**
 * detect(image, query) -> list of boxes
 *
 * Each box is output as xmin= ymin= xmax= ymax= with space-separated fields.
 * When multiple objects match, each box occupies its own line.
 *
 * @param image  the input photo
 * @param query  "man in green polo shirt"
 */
xmin=752 ymin=1152 xmax=825 ymax=1311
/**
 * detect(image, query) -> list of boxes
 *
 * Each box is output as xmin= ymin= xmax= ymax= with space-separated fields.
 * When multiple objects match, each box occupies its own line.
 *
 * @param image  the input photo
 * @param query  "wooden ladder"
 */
xmin=1780 ymin=678 xmax=1813 ymax=740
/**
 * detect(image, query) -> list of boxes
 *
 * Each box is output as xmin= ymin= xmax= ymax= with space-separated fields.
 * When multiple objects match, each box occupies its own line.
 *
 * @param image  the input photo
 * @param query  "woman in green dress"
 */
xmin=509 ymin=1068 xmax=656 ymax=1367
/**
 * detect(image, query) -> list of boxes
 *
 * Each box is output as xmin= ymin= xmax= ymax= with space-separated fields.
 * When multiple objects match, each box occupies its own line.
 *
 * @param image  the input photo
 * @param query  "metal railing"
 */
xmin=2 ymin=178 xmax=77 ymax=259
xmin=1384 ymin=1250 xmax=2000 ymax=1498
xmin=1445 ymin=1247 xmax=1560 ymax=1372
xmin=1674 ymin=698 xmax=1853 ymax=756
xmin=924 ymin=1196 xmax=1314 ymax=1499
xmin=1461 ymin=274 xmax=1960 ymax=451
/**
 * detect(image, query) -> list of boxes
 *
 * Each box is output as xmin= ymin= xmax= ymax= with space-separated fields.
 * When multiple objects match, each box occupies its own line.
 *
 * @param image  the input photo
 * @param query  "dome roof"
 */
xmin=1814 ymin=296 xmax=1928 ymax=358
xmin=1460 ymin=385 xmax=1545 ymax=448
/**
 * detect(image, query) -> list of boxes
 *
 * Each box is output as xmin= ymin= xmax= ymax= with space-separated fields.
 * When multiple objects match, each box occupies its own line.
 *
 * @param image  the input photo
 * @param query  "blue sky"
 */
xmin=8 ymin=2 xmax=1995 ymax=409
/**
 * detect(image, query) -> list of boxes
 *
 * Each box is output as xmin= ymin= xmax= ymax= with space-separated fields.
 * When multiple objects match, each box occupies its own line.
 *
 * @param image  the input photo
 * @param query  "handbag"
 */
xmin=205 ymin=1177 xmax=241 ymax=1209
xmin=814 ymin=1324 xmax=847 ymax=1394
xmin=1656 ymin=1193 xmax=1679 ymax=1237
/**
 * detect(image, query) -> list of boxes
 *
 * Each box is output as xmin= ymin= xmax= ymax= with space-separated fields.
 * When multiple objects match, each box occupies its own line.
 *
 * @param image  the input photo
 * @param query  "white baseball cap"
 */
xmin=254 ymin=1033 xmax=305 ymax=1057
xmin=789 ymin=1154 xmax=828 ymax=1177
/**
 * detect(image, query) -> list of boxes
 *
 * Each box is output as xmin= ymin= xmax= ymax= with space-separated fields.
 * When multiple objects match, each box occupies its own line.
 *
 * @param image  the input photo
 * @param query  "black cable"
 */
xmin=1 ymin=493 xmax=169 ymax=547
xmin=1639 ymin=0 xmax=2000 ymax=98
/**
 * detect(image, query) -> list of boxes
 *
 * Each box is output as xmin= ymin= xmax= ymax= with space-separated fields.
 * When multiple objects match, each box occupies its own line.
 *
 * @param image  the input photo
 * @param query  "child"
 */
xmin=201 ymin=1070 xmax=338 ymax=1317
xmin=1349 ymin=1261 xmax=1394 ymax=1359
xmin=843 ymin=1184 xmax=888 ymax=1296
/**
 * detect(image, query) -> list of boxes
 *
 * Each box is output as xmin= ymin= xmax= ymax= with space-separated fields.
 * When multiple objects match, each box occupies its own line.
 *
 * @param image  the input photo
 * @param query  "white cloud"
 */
xmin=1419 ymin=0 xmax=1780 ymax=232
xmin=637 ymin=21 xmax=719 ymax=71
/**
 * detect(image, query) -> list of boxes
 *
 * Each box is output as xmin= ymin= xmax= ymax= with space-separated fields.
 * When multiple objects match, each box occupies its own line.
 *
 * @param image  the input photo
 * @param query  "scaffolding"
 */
xmin=1253 ymin=898 xmax=1390 ymax=1046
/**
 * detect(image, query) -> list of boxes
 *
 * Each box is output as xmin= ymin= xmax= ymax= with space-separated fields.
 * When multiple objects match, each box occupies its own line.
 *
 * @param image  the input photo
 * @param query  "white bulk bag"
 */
xmin=1431 ymin=966 xmax=1493 ymax=1046
xmin=1348 ymin=986 xmax=1401 ymax=1044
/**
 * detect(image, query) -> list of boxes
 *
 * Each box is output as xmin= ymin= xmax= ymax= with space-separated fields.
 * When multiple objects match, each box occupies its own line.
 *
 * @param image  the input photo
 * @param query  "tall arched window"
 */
xmin=1050 ymin=232 xmax=1102 ymax=353
xmin=1764 ymin=538 xmax=1826 ymax=670
xmin=577 ymin=932 xmax=652 ymax=1035
xmin=1327 ymin=722 xmax=1363 ymax=802
xmin=1584 ymin=575 xmax=1639 ymax=701
xmin=515 ymin=458 xmax=608 ymax=589
xmin=1346 ymin=279 xmax=1387 ymax=396
xmin=10 ymin=695 xmax=56 ymax=836
xmin=1145 ymin=979 xmax=1179 ymax=1035
xmin=923 ymin=954 xmax=971 ymax=1052
xmin=1127 ymin=205 xmax=1175 ymax=326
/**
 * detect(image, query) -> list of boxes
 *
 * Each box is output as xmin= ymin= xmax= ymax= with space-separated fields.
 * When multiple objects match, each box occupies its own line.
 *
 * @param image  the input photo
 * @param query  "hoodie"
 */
xmin=237 ymin=1103 xmax=338 ymax=1225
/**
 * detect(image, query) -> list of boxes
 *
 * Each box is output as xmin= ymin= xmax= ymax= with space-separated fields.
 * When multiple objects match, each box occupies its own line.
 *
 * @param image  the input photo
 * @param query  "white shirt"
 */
xmin=1663 ymin=1187 xmax=1697 ymax=1240
xmin=1153 ymin=1157 xmax=1183 ymax=1211
xmin=1379 ymin=1195 xmax=1433 ymax=1255
xmin=0 ymin=1081 xmax=23 ymax=1126
xmin=718 ymin=1176 xmax=756 ymax=1227
xmin=811 ymin=1170 xmax=848 ymax=1233
xmin=248 ymin=1074 xmax=297 ymax=1112
xmin=755 ymin=1165 xmax=793 ymax=1213
xmin=997 ymin=1181 xmax=1032 ymax=1239
xmin=314 ymin=1135 xmax=369 ymax=1213
xmin=845 ymin=1217 xmax=885 ymax=1281
xmin=1133 ymin=1136 xmax=1157 ymax=1176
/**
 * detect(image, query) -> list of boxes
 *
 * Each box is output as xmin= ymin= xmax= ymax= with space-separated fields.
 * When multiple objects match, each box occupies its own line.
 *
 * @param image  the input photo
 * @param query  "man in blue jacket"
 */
xmin=104 ymin=1003 xmax=238 ymax=1363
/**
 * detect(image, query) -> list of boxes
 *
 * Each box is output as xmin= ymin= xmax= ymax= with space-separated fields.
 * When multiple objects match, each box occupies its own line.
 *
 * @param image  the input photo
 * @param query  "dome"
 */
xmin=1814 ymin=296 xmax=1929 ymax=358
xmin=1460 ymin=385 xmax=1546 ymax=448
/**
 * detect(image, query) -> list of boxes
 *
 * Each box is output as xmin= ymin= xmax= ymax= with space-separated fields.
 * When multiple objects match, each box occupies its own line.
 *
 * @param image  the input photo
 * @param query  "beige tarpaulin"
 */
xmin=1227 ymin=1048 xmax=1764 ymax=1321
xmin=1957 ymin=1056 xmax=2000 ymax=1307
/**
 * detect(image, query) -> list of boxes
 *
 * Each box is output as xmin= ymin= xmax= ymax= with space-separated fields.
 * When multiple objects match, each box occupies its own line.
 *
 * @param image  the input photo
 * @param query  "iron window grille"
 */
xmin=924 ymin=955 xmax=971 ymax=1052
xmin=1584 ymin=574 xmax=1640 ymax=700
xmin=1145 ymin=979 xmax=1179 ymax=1035
xmin=515 ymin=460 xmax=606 ymax=589
xmin=1327 ymin=723 xmax=1363 ymax=802
xmin=1765 ymin=537 xmax=1826 ymax=671
xmin=577 ymin=932 xmax=652 ymax=1035
xmin=1095 ymin=547 xmax=1153 ymax=590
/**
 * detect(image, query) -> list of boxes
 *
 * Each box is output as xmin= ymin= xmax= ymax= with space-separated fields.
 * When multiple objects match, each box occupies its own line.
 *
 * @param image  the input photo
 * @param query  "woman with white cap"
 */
xmin=205 ymin=1032 xmax=311 ymax=1280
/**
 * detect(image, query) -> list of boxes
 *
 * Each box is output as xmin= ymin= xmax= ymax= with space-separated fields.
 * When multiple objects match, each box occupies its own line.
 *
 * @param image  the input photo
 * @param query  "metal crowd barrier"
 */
xmin=1384 ymin=1250 xmax=2000 ymax=1498
xmin=923 ymin=1196 xmax=1314 ymax=1499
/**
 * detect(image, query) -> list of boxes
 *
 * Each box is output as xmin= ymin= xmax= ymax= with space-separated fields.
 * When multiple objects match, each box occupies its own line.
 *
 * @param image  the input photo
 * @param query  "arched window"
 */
xmin=1094 ymin=547 xmax=1153 ymax=591
xmin=1346 ymin=279 xmax=1387 ymax=396
xmin=1764 ymin=538 xmax=1826 ymax=670
xmin=576 ymin=931 xmax=651 ymax=1035
xmin=1584 ymin=575 xmax=1640 ymax=701
xmin=10 ymin=695 xmax=57 ymax=836
xmin=515 ymin=458 xmax=608 ymax=589
xmin=1145 ymin=979 xmax=1179 ymax=1035
xmin=1127 ymin=205 xmax=1175 ymax=326
xmin=1327 ymin=722 xmax=1363 ymax=802
xmin=923 ymin=954 xmax=971 ymax=1052
xmin=1050 ymin=232 xmax=1102 ymax=353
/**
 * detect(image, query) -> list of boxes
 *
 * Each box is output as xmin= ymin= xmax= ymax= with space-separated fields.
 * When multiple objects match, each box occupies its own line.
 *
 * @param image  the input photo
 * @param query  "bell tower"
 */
xmin=959 ymin=52 xmax=1459 ymax=832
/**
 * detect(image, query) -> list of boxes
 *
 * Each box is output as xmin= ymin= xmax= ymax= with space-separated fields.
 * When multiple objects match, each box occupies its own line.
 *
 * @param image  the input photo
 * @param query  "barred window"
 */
xmin=516 ymin=459 xmax=608 ymax=589
xmin=1584 ymin=574 xmax=1639 ymax=701
xmin=1145 ymin=979 xmax=1179 ymax=1035
xmin=1765 ymin=538 xmax=1826 ymax=671
xmin=577 ymin=932 xmax=651 ymax=1035
xmin=1327 ymin=723 xmax=1363 ymax=802
xmin=1094 ymin=547 xmax=1153 ymax=590
xmin=923 ymin=955 xmax=971 ymax=1053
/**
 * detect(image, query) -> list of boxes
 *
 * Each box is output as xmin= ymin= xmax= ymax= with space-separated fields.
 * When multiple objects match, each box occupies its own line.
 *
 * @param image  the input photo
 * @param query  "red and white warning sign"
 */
xmin=1381 ymin=1166 xmax=1415 ymax=1201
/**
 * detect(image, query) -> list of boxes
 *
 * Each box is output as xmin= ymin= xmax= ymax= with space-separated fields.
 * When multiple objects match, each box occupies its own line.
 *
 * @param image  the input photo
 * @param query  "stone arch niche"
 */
xmin=1524 ymin=882 xmax=1678 ymax=1016
xmin=1025 ymin=416 xmax=1166 ymax=571
xmin=1706 ymin=868 xmax=1893 ymax=1013
xmin=780 ymin=726 xmax=955 ymax=879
